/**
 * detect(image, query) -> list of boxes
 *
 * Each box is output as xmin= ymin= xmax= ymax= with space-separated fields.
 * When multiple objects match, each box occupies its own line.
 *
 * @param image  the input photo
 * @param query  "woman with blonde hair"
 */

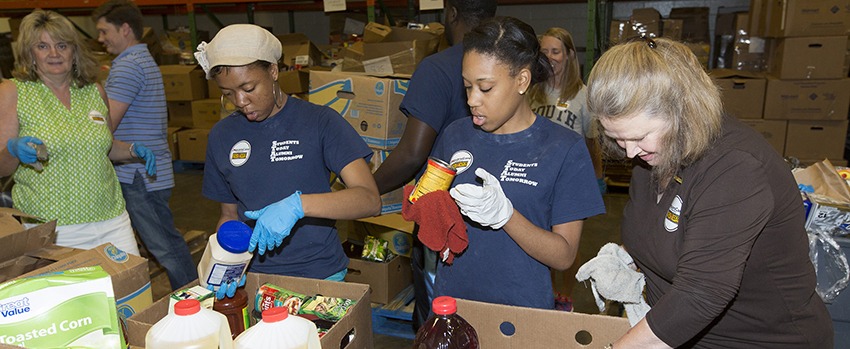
xmin=0 ymin=9 xmax=157 ymax=255
xmin=528 ymin=27 xmax=604 ymax=193
xmin=587 ymin=36 xmax=832 ymax=348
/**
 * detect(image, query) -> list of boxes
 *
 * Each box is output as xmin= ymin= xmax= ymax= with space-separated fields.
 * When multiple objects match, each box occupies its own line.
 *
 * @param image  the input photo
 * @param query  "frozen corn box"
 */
xmin=0 ymin=266 xmax=125 ymax=348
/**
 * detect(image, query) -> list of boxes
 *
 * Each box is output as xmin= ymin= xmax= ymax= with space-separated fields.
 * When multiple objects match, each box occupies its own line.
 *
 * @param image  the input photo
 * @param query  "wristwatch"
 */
xmin=604 ymin=344 xmax=614 ymax=349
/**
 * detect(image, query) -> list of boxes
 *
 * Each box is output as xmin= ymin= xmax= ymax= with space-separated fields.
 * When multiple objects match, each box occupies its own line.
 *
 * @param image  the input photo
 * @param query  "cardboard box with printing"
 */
xmin=762 ymin=0 xmax=850 ymax=38
xmin=190 ymin=99 xmax=222 ymax=129
xmin=126 ymin=273 xmax=372 ymax=348
xmin=176 ymin=128 xmax=210 ymax=162
xmin=739 ymin=119 xmax=787 ymax=155
xmin=160 ymin=65 xmax=207 ymax=101
xmin=784 ymin=119 xmax=849 ymax=160
xmin=0 ymin=209 xmax=152 ymax=323
xmin=767 ymin=36 xmax=848 ymax=79
xmin=711 ymin=69 xmax=766 ymax=119
xmin=309 ymin=71 xmax=408 ymax=149
xmin=456 ymin=298 xmax=630 ymax=348
xmin=763 ymin=78 xmax=850 ymax=120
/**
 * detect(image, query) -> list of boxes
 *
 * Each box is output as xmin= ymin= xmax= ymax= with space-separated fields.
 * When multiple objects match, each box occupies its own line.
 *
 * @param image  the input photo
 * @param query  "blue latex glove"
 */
xmin=132 ymin=143 xmax=157 ymax=176
xmin=7 ymin=136 xmax=42 ymax=164
xmin=598 ymin=177 xmax=608 ymax=194
xmin=244 ymin=191 xmax=304 ymax=255
xmin=207 ymin=274 xmax=246 ymax=299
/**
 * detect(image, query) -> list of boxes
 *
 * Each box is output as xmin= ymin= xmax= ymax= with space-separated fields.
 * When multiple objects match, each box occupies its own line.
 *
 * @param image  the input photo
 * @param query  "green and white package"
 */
xmin=0 ymin=266 xmax=125 ymax=348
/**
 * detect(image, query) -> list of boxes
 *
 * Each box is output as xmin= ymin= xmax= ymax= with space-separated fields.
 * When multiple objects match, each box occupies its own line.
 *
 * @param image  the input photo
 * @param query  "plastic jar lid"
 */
xmin=262 ymin=307 xmax=289 ymax=323
xmin=217 ymin=220 xmax=253 ymax=253
xmin=432 ymin=296 xmax=457 ymax=315
xmin=175 ymin=299 xmax=201 ymax=316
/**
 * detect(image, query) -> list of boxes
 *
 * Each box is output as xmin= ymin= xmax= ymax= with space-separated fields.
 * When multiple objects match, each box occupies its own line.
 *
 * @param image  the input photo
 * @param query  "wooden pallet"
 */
xmin=371 ymin=284 xmax=416 ymax=340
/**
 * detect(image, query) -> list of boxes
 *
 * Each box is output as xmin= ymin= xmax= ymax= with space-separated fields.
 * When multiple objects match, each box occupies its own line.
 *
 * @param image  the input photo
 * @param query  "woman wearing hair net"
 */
xmin=196 ymin=24 xmax=381 ymax=298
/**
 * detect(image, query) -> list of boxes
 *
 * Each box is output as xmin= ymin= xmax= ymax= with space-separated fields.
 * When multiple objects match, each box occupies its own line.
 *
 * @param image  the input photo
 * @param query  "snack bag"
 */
xmin=298 ymin=295 xmax=356 ymax=322
xmin=255 ymin=283 xmax=308 ymax=315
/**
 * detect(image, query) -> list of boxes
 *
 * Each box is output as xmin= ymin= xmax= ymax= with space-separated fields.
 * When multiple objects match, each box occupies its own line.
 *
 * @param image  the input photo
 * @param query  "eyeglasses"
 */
xmin=627 ymin=33 xmax=656 ymax=49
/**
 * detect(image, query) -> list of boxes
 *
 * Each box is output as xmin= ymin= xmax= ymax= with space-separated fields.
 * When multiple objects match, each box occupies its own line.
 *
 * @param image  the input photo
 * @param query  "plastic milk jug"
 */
xmin=233 ymin=307 xmax=321 ymax=349
xmin=145 ymin=299 xmax=233 ymax=349
xmin=199 ymin=220 xmax=253 ymax=290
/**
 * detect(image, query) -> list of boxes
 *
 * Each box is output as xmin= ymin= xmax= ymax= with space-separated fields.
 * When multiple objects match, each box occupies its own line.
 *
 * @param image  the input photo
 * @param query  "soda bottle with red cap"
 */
xmin=413 ymin=296 xmax=479 ymax=349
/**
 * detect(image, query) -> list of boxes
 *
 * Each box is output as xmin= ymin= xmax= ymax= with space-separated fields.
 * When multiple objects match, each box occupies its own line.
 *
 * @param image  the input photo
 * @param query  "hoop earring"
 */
xmin=273 ymin=80 xmax=283 ymax=108
xmin=220 ymin=94 xmax=235 ymax=114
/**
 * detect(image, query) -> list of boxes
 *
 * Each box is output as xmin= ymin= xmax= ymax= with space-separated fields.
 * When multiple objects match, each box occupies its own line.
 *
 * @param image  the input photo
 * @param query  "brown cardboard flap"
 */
xmin=357 ymin=212 xmax=414 ymax=233
xmin=456 ymin=298 xmax=630 ymax=348
xmin=0 ymin=219 xmax=56 ymax=263
xmin=710 ymin=68 xmax=762 ymax=79
xmin=793 ymin=159 xmax=850 ymax=204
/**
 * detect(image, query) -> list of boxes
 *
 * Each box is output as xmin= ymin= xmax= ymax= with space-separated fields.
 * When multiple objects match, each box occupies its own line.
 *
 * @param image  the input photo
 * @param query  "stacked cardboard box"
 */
xmin=714 ymin=12 xmax=765 ymax=72
xmin=754 ymin=0 xmax=850 ymax=165
xmin=160 ymin=64 xmax=212 ymax=162
xmin=341 ymin=22 xmax=444 ymax=75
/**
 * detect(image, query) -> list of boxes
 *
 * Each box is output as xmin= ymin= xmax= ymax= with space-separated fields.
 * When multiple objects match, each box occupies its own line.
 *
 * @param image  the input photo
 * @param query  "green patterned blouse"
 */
xmin=12 ymin=79 xmax=125 ymax=225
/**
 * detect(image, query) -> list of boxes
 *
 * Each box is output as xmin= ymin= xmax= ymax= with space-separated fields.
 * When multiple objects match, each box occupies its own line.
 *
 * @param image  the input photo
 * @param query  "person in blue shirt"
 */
xmin=196 ymin=24 xmax=381 ymax=298
xmin=93 ymin=0 xmax=197 ymax=291
xmin=371 ymin=0 xmax=497 ymax=329
xmin=428 ymin=16 xmax=605 ymax=309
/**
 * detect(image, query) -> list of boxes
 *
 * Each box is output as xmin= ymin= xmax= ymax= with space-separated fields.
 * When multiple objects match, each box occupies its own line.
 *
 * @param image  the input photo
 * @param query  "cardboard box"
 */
xmin=739 ymin=119 xmax=787 ymax=155
xmin=160 ymin=28 xmax=209 ymax=52
xmin=609 ymin=20 xmax=629 ymax=45
xmin=767 ymin=36 xmax=848 ymax=79
xmin=669 ymin=7 xmax=711 ymax=43
xmin=630 ymin=8 xmax=661 ymax=38
xmin=176 ymin=128 xmax=210 ymax=162
xmin=160 ymin=65 xmax=207 ymax=101
xmin=763 ymin=78 xmax=850 ymax=120
xmin=662 ymin=19 xmax=683 ymax=41
xmin=763 ymin=0 xmax=850 ymax=38
xmin=126 ymin=273 xmax=372 ymax=348
xmin=711 ymin=69 xmax=767 ymax=119
xmin=0 ymin=208 xmax=59 ymax=282
xmin=309 ymin=71 xmax=408 ymax=149
xmin=346 ymin=256 xmax=412 ymax=304
xmin=167 ymin=126 xmax=182 ymax=160
xmin=349 ymin=214 xmax=414 ymax=257
xmin=279 ymin=69 xmax=310 ymax=94
xmin=455 ymin=298 xmax=630 ymax=348
xmin=166 ymin=101 xmax=194 ymax=128
xmin=278 ymin=33 xmax=323 ymax=68
xmin=20 ymin=243 xmax=152 ymax=322
xmin=363 ymin=22 xmax=393 ymax=43
xmin=685 ymin=42 xmax=711 ymax=70
xmin=368 ymin=148 xmax=404 ymax=214
xmin=784 ymin=119 xmax=848 ymax=159
xmin=208 ymin=79 xmax=222 ymax=99
xmin=191 ymin=99 xmax=222 ymax=129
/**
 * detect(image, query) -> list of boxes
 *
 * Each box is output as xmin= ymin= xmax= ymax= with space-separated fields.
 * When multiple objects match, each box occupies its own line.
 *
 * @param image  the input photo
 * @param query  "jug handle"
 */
xmin=307 ymin=321 xmax=322 ymax=349
xmin=218 ymin=312 xmax=234 ymax=349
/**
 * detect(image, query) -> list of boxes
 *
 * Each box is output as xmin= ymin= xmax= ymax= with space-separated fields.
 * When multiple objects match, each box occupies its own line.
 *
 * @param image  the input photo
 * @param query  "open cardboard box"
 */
xmin=456 ymin=298 xmax=630 ymax=348
xmin=0 ymin=208 xmax=59 ymax=282
xmin=346 ymin=256 xmax=412 ymax=304
xmin=126 ymin=273 xmax=372 ymax=348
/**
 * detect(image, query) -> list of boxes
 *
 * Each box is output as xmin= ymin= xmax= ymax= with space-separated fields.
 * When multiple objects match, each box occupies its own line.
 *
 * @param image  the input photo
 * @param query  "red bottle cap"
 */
xmin=432 ymin=296 xmax=457 ymax=315
xmin=174 ymin=299 xmax=201 ymax=316
xmin=262 ymin=306 xmax=289 ymax=323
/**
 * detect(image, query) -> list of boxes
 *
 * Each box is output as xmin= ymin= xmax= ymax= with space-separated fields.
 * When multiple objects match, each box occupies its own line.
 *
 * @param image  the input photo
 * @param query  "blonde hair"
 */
xmin=528 ymin=28 xmax=583 ymax=105
xmin=587 ymin=37 xmax=722 ymax=190
xmin=12 ymin=9 xmax=99 ymax=87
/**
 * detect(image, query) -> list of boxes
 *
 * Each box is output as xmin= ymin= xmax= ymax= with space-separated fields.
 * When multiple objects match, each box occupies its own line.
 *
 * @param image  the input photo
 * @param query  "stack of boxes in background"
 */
xmin=712 ymin=2 xmax=850 ymax=167
xmin=609 ymin=7 xmax=713 ymax=69
xmin=161 ymin=65 xmax=211 ymax=163
xmin=758 ymin=1 xmax=850 ymax=165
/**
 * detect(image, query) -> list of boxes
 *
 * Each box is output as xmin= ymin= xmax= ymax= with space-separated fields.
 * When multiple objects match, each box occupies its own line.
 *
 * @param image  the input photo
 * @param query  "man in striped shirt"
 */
xmin=94 ymin=0 xmax=197 ymax=290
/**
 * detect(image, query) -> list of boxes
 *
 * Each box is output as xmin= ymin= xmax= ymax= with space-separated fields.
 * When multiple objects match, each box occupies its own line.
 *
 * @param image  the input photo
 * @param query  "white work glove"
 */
xmin=450 ymin=168 xmax=513 ymax=229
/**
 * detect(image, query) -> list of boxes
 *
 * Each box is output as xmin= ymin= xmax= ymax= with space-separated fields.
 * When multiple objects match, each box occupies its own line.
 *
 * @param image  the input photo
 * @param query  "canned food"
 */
xmin=409 ymin=157 xmax=456 ymax=203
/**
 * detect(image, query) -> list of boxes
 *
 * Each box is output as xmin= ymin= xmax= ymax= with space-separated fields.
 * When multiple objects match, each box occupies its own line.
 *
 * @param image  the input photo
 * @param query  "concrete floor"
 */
xmin=163 ymin=171 xmax=627 ymax=348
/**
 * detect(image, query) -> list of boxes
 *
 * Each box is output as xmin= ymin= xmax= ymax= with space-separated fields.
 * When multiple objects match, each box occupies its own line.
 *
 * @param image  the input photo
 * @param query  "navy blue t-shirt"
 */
xmin=399 ymin=43 xmax=469 ymax=165
xmin=202 ymin=97 xmax=372 ymax=278
xmin=433 ymin=115 xmax=605 ymax=309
